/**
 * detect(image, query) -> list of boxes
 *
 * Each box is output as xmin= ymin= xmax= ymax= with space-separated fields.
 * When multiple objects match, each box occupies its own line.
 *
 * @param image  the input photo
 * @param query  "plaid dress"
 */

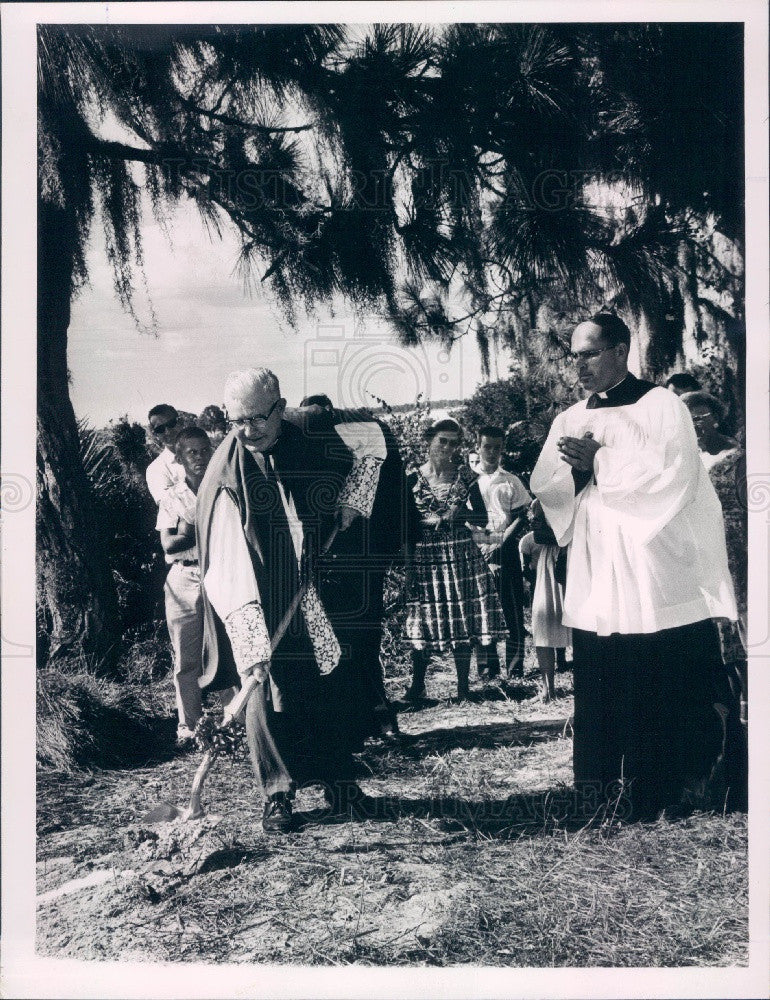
xmin=404 ymin=465 xmax=508 ymax=651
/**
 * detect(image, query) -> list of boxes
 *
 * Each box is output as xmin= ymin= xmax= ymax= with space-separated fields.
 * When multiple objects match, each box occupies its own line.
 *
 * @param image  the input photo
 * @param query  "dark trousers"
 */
xmin=480 ymin=532 xmax=526 ymax=678
xmin=572 ymin=619 xmax=746 ymax=820
xmin=244 ymin=613 xmax=355 ymax=799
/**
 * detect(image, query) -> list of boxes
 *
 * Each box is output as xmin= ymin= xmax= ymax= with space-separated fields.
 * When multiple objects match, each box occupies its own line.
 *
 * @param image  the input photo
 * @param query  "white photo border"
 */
xmin=3 ymin=2 xmax=768 ymax=997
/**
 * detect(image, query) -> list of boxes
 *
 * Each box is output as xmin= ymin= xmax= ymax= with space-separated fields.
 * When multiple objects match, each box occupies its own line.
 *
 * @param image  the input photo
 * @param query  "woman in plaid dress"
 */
xmin=404 ymin=419 xmax=508 ymax=701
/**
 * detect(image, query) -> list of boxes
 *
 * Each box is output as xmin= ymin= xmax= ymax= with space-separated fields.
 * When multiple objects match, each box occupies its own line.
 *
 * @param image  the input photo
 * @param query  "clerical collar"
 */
xmin=586 ymin=372 xmax=657 ymax=410
xmin=597 ymin=373 xmax=632 ymax=399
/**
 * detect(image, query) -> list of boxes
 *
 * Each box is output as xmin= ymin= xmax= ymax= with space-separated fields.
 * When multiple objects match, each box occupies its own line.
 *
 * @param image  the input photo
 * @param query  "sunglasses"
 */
xmin=151 ymin=417 xmax=178 ymax=435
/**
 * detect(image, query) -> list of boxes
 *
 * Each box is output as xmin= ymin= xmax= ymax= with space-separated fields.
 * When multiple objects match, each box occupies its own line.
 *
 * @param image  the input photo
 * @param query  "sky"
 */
xmin=68 ymin=196 xmax=502 ymax=428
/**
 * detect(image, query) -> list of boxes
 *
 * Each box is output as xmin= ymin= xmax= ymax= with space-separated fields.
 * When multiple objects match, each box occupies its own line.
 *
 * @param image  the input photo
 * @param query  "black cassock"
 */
xmin=567 ymin=377 xmax=746 ymax=820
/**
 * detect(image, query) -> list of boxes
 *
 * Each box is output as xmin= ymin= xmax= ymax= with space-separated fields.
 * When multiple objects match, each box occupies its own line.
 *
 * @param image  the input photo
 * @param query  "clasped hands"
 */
xmin=557 ymin=432 xmax=600 ymax=471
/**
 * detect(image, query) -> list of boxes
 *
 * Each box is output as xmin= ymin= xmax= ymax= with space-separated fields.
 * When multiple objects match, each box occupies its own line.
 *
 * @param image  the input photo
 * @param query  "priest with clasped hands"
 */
xmin=530 ymin=312 xmax=745 ymax=820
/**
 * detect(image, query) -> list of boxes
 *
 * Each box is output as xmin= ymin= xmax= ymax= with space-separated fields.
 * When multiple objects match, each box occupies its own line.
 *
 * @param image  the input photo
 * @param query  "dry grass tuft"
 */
xmin=419 ymin=812 xmax=748 ymax=967
xmin=36 ymin=667 xmax=172 ymax=773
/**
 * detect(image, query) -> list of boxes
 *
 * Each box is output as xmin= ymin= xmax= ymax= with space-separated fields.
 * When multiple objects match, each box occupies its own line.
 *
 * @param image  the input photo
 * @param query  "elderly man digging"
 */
xmin=196 ymin=368 xmax=389 ymax=833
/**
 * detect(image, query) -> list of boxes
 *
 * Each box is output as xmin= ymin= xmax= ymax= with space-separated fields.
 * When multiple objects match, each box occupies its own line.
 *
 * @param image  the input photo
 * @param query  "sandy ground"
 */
xmin=36 ymin=657 xmax=747 ymax=966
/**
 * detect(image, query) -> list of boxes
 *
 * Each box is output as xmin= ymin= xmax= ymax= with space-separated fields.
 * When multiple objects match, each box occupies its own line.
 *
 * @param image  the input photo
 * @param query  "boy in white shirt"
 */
xmin=156 ymin=426 xmax=211 ymax=745
xmin=469 ymin=426 xmax=530 ymax=681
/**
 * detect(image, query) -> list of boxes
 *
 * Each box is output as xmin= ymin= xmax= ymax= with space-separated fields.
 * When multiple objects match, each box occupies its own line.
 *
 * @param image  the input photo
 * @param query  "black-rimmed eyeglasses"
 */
xmin=226 ymin=399 xmax=281 ymax=429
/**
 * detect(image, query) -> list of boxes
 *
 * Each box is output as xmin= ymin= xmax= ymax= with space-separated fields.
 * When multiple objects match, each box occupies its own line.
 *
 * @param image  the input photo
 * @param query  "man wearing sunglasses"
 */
xmin=530 ymin=311 xmax=744 ymax=821
xmin=196 ymin=368 xmax=391 ymax=833
xmin=146 ymin=404 xmax=185 ymax=504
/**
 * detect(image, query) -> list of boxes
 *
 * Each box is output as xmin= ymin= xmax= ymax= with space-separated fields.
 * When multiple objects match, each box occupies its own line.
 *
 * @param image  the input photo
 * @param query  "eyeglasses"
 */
xmin=151 ymin=416 xmax=178 ymax=435
xmin=226 ymin=398 xmax=281 ymax=429
xmin=569 ymin=346 xmax=613 ymax=363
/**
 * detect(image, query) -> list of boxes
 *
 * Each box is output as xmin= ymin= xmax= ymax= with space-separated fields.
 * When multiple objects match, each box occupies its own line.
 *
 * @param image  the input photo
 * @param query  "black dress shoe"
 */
xmin=262 ymin=793 xmax=294 ymax=834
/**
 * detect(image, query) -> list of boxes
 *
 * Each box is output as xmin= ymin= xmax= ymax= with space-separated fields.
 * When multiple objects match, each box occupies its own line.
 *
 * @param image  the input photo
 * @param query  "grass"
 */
xmin=36 ymin=663 xmax=175 ymax=773
xmin=35 ymin=647 xmax=748 ymax=967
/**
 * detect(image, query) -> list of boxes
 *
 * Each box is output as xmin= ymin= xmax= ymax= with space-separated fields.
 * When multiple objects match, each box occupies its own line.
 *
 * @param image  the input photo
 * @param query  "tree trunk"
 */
xmin=37 ymin=199 xmax=120 ymax=668
xmin=677 ymin=240 xmax=703 ymax=368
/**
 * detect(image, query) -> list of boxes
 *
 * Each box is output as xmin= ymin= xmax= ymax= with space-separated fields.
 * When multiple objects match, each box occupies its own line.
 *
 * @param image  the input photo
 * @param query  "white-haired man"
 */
xmin=196 ymin=369 xmax=389 ymax=833
xmin=530 ymin=312 xmax=745 ymax=820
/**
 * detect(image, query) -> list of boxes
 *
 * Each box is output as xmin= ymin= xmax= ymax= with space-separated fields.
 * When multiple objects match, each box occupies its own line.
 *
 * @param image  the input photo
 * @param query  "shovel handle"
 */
xmin=219 ymin=672 xmax=261 ymax=729
xmin=218 ymin=523 xmax=339 ymax=729
xmin=183 ymin=524 xmax=340 ymax=820
xmin=321 ymin=523 xmax=339 ymax=555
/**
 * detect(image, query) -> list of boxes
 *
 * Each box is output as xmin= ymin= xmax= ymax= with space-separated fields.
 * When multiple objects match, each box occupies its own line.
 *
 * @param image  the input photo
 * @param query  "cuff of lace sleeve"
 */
xmin=224 ymin=602 xmax=271 ymax=678
xmin=337 ymin=455 xmax=384 ymax=518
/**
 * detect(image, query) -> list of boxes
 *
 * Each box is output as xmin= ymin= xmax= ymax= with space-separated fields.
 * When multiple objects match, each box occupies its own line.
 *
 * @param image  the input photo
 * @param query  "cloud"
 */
xmin=68 ymin=188 xmax=489 ymax=426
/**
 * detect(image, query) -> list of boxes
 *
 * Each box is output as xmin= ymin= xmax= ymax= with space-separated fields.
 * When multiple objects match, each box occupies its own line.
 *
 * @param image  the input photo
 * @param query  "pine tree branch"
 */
xmin=178 ymin=96 xmax=316 ymax=134
xmin=89 ymin=137 xmax=168 ymax=166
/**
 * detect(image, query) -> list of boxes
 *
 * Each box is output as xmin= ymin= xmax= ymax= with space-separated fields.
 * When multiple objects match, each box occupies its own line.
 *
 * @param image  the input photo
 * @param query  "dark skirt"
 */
xmin=572 ymin=619 xmax=746 ymax=821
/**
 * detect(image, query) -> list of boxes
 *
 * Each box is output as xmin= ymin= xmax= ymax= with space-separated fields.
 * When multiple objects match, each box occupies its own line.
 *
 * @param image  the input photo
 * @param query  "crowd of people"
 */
xmin=143 ymin=312 xmax=747 ymax=833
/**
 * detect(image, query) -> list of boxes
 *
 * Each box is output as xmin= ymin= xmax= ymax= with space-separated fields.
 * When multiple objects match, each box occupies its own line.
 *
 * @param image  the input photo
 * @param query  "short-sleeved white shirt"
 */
xmin=156 ymin=480 xmax=198 ymax=564
xmin=474 ymin=466 xmax=531 ymax=532
xmin=146 ymin=447 xmax=185 ymax=505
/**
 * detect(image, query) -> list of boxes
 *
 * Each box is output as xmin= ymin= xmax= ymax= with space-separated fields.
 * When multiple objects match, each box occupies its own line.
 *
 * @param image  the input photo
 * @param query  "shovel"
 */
xmin=143 ymin=525 xmax=339 ymax=824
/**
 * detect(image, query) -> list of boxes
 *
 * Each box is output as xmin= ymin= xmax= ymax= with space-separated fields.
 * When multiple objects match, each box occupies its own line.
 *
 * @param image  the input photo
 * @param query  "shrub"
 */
xmin=381 ymin=395 xmax=434 ymax=469
xmin=109 ymin=415 xmax=152 ymax=474
xmin=451 ymin=361 xmax=576 ymax=481
xmin=36 ymin=666 xmax=169 ymax=773
xmin=78 ymin=419 xmax=165 ymax=636
xmin=198 ymin=404 xmax=228 ymax=440
xmin=380 ymin=565 xmax=413 ymax=682
xmin=119 ymin=620 xmax=174 ymax=684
